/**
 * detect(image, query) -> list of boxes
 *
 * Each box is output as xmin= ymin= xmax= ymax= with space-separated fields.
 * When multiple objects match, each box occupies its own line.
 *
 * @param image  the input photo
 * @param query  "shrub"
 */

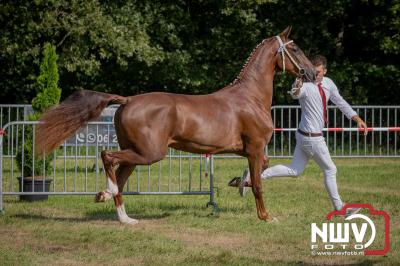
xmin=16 ymin=43 xmax=61 ymax=177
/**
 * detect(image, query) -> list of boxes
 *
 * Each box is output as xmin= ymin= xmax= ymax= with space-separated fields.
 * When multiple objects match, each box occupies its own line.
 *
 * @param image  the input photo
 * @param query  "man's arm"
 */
xmin=351 ymin=115 xmax=368 ymax=136
xmin=329 ymin=81 xmax=368 ymax=135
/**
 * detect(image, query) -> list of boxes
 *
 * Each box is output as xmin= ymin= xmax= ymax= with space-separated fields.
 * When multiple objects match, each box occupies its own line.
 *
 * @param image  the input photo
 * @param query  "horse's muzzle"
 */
xmin=300 ymin=67 xmax=316 ymax=82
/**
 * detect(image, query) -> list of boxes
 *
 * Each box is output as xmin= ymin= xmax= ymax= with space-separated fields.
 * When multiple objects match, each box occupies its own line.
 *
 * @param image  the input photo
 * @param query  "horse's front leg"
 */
xmin=247 ymin=151 xmax=269 ymax=221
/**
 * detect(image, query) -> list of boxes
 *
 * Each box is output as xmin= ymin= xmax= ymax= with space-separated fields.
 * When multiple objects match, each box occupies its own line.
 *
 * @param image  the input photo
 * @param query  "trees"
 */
xmin=0 ymin=0 xmax=164 ymax=102
xmin=1 ymin=0 xmax=398 ymax=105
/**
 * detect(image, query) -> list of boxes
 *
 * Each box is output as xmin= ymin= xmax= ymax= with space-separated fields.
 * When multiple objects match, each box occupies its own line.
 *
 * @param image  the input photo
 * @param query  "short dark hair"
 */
xmin=311 ymin=55 xmax=327 ymax=68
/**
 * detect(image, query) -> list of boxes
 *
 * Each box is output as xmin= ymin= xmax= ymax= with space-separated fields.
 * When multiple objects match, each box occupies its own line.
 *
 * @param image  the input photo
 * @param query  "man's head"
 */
xmin=311 ymin=55 xmax=327 ymax=83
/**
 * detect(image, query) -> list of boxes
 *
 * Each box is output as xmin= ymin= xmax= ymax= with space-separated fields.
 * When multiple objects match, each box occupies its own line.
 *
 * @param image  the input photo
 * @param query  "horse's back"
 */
xmin=121 ymin=92 xmax=232 ymax=123
xmin=114 ymin=92 xmax=244 ymax=154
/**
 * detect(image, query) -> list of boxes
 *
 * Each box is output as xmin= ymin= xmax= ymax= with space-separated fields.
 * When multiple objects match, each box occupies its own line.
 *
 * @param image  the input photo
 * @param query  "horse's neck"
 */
xmin=216 ymin=41 xmax=277 ymax=108
xmin=229 ymin=54 xmax=276 ymax=108
xmin=216 ymin=78 xmax=273 ymax=113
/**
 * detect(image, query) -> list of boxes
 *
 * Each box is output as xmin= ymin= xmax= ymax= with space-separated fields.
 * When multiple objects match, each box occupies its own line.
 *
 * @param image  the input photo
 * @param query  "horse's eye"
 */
xmin=292 ymin=46 xmax=299 ymax=53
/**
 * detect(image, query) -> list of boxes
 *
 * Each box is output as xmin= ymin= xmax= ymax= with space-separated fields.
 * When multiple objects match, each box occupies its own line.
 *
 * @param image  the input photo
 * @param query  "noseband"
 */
xmin=275 ymin=35 xmax=306 ymax=77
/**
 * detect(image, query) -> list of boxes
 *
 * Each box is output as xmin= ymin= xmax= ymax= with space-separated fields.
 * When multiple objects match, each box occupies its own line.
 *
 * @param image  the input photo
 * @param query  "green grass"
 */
xmin=1 ymin=158 xmax=399 ymax=265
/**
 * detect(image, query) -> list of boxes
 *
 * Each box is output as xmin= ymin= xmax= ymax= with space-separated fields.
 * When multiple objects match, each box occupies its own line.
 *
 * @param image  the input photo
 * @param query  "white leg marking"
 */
xmin=106 ymin=178 xmax=119 ymax=196
xmin=117 ymin=204 xmax=139 ymax=225
xmin=101 ymin=191 xmax=113 ymax=201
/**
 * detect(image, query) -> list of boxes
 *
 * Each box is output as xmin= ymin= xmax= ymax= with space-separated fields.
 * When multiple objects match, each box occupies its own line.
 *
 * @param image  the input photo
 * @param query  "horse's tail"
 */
xmin=35 ymin=90 xmax=128 ymax=157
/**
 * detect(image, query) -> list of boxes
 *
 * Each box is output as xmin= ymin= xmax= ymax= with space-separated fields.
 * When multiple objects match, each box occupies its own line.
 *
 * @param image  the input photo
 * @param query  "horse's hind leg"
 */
xmin=113 ymin=165 xmax=137 ymax=224
xmin=96 ymin=148 xmax=166 ymax=224
xmin=94 ymin=150 xmax=121 ymax=202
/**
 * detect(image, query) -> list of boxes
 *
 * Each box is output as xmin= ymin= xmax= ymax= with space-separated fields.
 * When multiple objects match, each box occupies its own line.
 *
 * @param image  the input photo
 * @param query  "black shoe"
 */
xmin=345 ymin=207 xmax=361 ymax=218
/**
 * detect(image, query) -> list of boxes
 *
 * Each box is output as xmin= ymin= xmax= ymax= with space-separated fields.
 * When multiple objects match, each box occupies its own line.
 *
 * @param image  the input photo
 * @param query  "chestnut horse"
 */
xmin=36 ymin=27 xmax=315 ymax=224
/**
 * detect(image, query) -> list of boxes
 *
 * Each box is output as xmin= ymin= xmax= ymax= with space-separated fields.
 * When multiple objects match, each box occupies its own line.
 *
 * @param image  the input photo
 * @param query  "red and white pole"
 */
xmin=273 ymin=127 xmax=400 ymax=132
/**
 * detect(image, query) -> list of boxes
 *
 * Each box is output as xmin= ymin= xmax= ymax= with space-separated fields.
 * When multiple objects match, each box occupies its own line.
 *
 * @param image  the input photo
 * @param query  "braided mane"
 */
xmin=231 ymin=38 xmax=270 ymax=85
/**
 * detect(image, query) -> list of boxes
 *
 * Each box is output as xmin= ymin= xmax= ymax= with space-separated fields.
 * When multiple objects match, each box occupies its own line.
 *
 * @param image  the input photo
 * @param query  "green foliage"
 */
xmin=0 ymin=0 xmax=399 ymax=104
xmin=16 ymin=43 xmax=61 ymax=177
xmin=32 ymin=43 xmax=61 ymax=113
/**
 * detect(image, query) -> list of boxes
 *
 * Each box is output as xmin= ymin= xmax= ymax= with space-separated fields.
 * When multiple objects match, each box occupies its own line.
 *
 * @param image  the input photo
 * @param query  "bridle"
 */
xmin=276 ymin=35 xmax=308 ymax=79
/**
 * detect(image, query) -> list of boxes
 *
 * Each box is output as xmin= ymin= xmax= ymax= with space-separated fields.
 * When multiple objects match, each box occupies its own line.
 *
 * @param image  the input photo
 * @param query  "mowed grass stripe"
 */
xmin=0 ymin=158 xmax=399 ymax=265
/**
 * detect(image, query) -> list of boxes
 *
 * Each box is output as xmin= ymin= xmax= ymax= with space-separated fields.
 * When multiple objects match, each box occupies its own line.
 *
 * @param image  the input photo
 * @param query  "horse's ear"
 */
xmin=280 ymin=26 xmax=292 ymax=39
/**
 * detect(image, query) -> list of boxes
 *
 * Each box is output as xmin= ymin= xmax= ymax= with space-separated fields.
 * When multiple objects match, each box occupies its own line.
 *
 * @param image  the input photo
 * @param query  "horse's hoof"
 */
xmin=120 ymin=217 xmax=139 ymax=225
xmin=266 ymin=216 xmax=279 ymax=223
xmin=257 ymin=212 xmax=269 ymax=221
xmin=95 ymin=191 xmax=106 ymax=202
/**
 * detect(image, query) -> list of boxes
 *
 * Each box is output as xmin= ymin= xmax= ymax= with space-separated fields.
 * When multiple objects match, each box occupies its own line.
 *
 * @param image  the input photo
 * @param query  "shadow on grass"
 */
xmin=86 ymin=208 xmax=172 ymax=220
xmin=4 ymin=194 xmax=233 ymax=220
xmin=12 ymin=213 xmax=116 ymax=223
xmin=12 ymin=209 xmax=171 ymax=223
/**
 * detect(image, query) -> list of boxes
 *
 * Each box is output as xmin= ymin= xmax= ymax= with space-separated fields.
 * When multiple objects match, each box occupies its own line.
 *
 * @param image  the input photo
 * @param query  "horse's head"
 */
xmin=275 ymin=26 xmax=315 ymax=82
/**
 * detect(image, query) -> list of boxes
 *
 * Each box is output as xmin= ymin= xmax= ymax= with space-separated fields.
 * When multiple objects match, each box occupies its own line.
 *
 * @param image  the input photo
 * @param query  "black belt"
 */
xmin=297 ymin=129 xmax=323 ymax=137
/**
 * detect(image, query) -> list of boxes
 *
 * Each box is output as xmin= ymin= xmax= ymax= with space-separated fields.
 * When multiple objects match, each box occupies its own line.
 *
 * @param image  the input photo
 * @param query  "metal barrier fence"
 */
xmin=269 ymin=106 xmax=400 ymax=158
xmin=1 ymin=105 xmax=398 ymax=212
xmin=1 ymin=104 xmax=399 ymax=158
xmin=0 ymin=121 xmax=217 ymax=213
xmin=0 ymin=104 xmax=30 ymax=128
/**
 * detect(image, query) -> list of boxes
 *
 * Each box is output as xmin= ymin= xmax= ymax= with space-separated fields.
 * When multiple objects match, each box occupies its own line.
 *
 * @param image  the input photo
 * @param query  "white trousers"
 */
xmin=262 ymin=132 xmax=343 ymax=210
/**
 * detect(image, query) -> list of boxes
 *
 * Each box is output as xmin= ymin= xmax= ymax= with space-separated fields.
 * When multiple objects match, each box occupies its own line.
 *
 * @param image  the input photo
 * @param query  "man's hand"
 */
xmin=293 ymin=77 xmax=303 ymax=89
xmin=287 ymin=87 xmax=300 ymax=99
xmin=352 ymin=115 xmax=368 ymax=136
xmin=287 ymin=78 xmax=303 ymax=99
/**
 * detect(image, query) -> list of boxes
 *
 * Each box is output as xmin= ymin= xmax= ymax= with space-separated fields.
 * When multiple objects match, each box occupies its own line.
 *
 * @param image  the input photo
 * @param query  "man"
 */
xmin=237 ymin=55 xmax=368 ymax=215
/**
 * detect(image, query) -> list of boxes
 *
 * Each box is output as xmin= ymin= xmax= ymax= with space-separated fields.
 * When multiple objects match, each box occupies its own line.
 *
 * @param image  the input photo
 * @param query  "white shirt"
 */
xmin=296 ymin=77 xmax=357 ymax=133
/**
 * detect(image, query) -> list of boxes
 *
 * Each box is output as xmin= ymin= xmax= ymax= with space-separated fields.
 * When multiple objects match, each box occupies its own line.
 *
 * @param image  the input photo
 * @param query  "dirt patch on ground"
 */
xmin=129 ymin=219 xmax=251 ymax=250
xmin=111 ymin=258 xmax=145 ymax=266
xmin=0 ymin=228 xmax=31 ymax=249
xmin=40 ymin=258 xmax=89 ymax=266
xmin=0 ymin=226 xmax=76 ymax=252
xmin=165 ymin=227 xmax=250 ymax=249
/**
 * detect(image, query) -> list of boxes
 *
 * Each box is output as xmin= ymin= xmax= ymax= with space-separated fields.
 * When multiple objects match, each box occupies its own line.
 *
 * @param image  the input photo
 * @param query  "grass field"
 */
xmin=0 ymin=158 xmax=399 ymax=265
